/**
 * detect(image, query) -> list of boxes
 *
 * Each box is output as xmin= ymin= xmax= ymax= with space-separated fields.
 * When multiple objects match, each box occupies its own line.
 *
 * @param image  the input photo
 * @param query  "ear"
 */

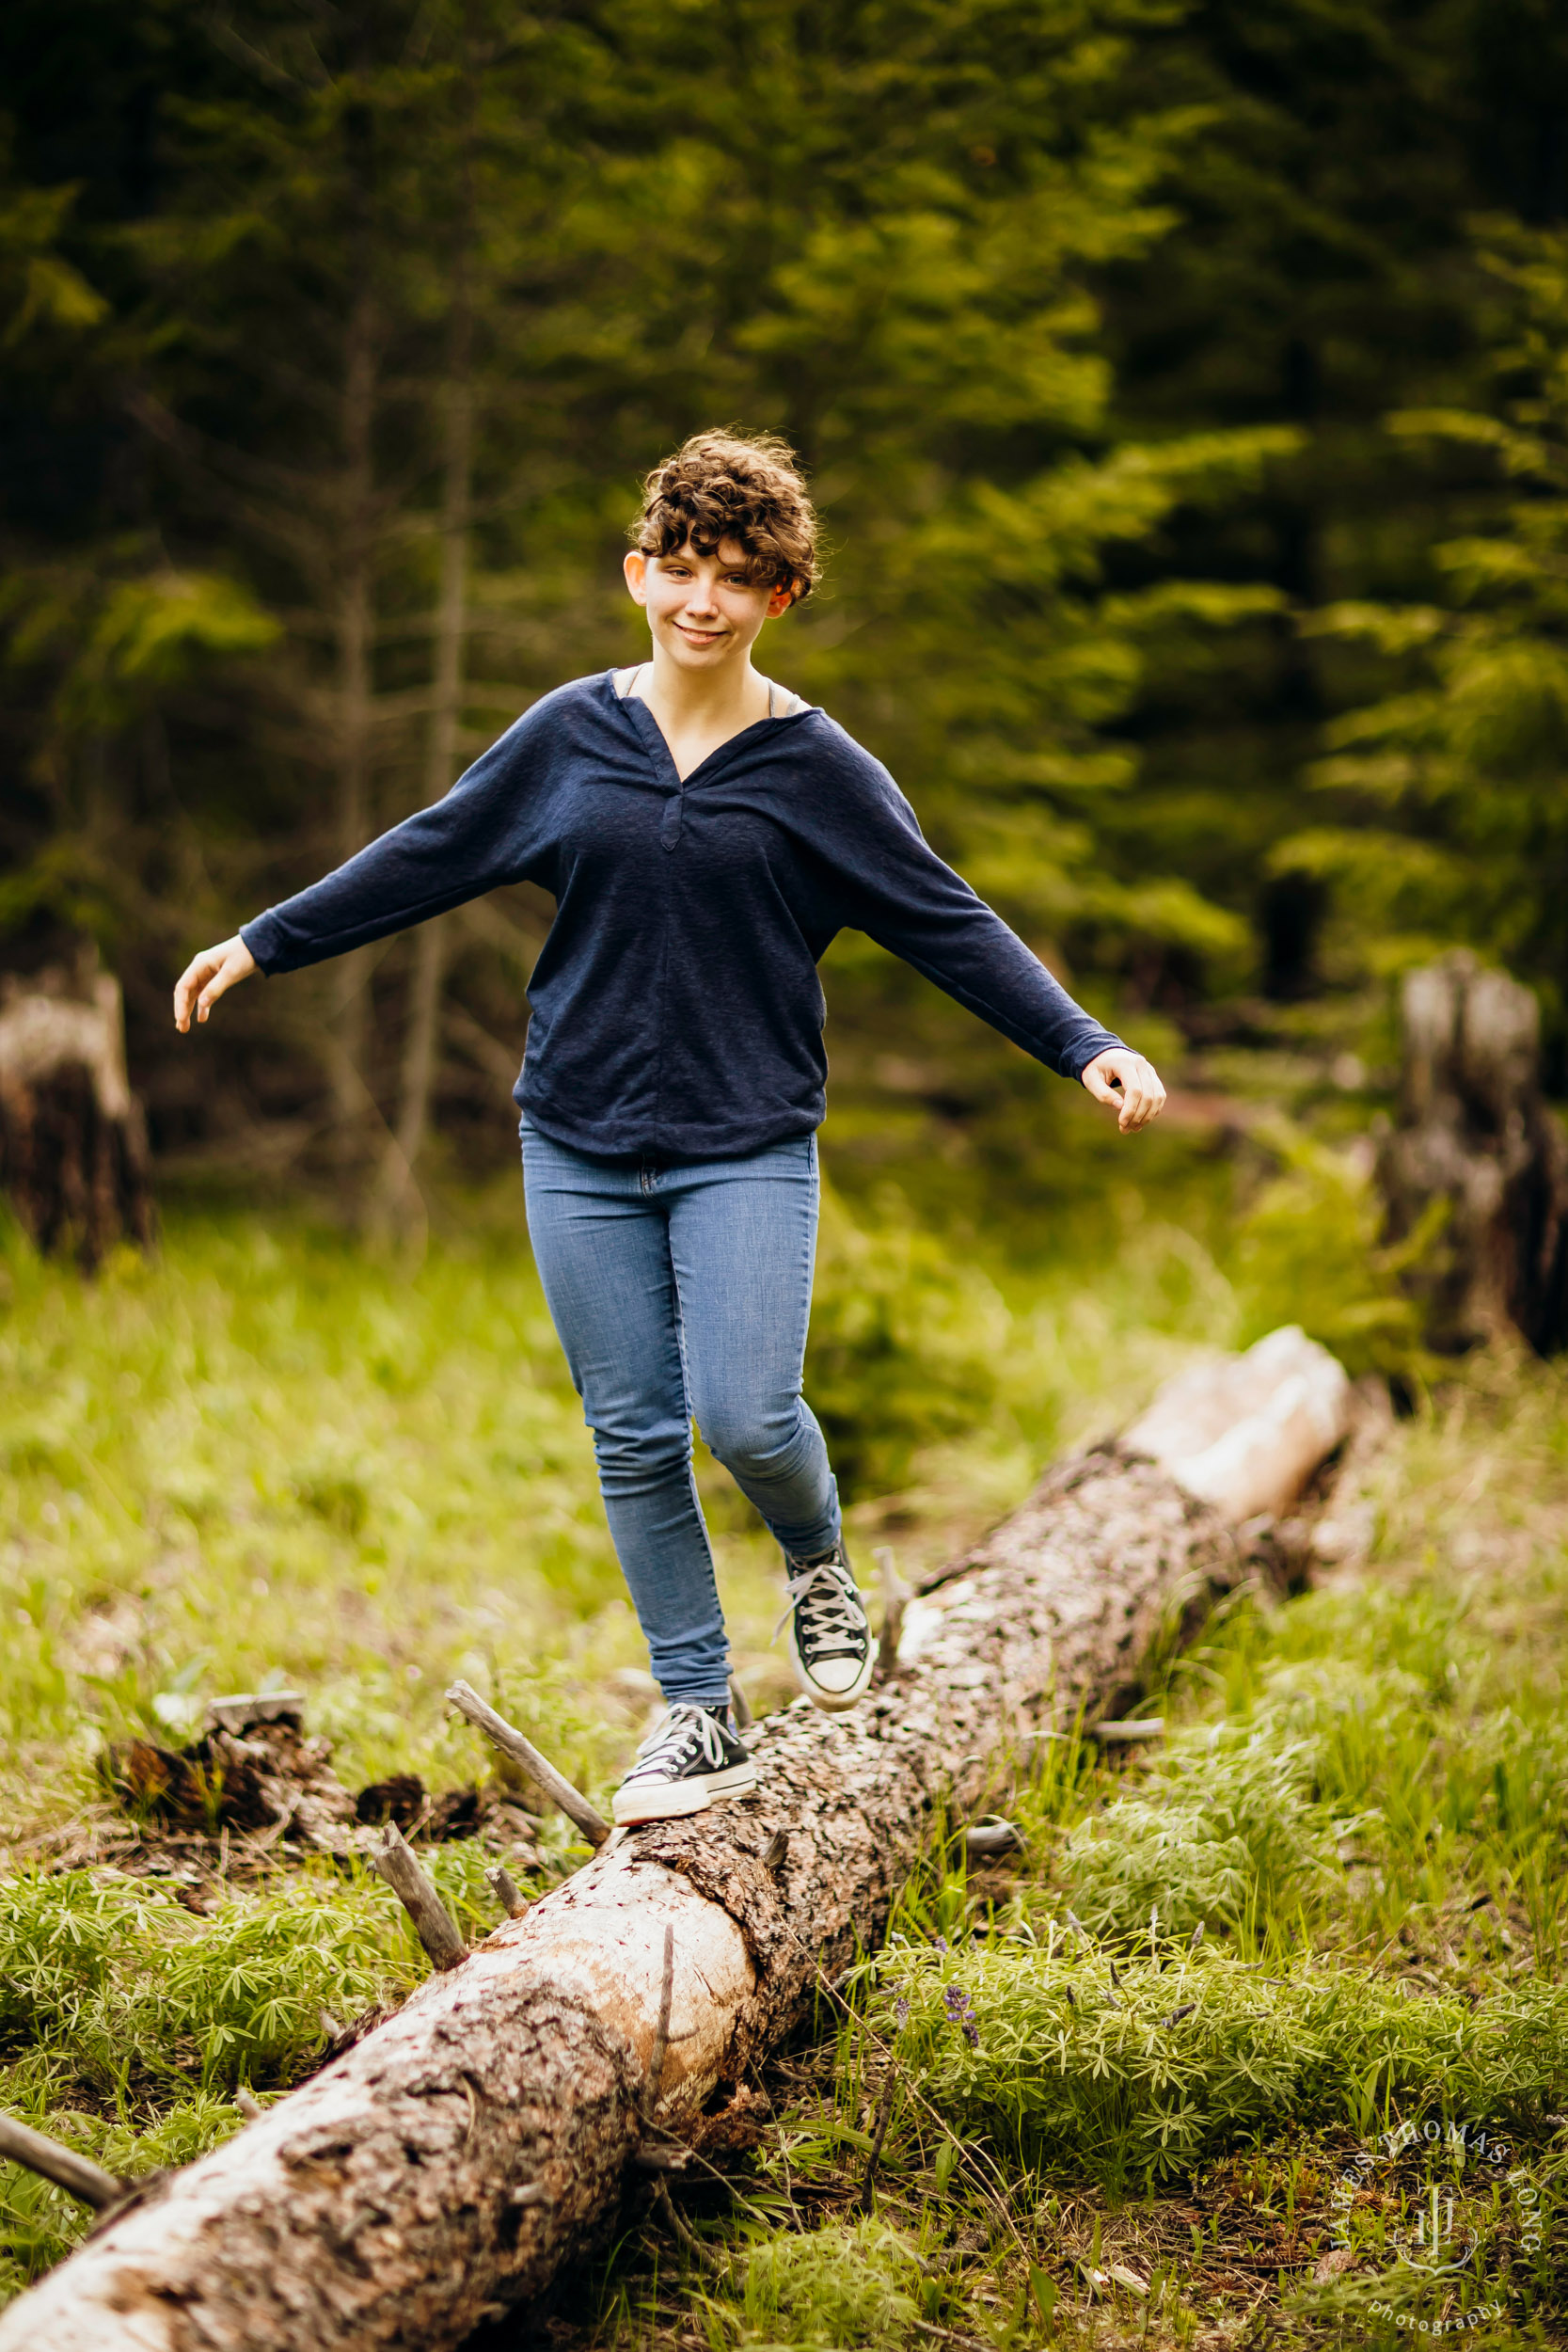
xmin=624 ymin=550 xmax=650 ymax=605
xmin=765 ymin=579 xmax=799 ymax=618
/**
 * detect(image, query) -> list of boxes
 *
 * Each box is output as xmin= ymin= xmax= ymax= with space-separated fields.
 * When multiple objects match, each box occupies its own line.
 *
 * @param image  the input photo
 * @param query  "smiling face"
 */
xmin=623 ymin=536 xmax=797 ymax=675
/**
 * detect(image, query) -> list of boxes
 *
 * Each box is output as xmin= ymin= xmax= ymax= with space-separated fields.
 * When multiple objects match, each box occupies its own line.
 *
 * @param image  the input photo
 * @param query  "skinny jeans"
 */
xmin=520 ymin=1118 xmax=841 ymax=1703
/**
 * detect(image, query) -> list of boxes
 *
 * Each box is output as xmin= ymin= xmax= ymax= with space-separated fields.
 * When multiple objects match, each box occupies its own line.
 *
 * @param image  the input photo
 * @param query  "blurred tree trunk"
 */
xmin=325 ymin=288 xmax=380 ymax=1171
xmin=372 ymin=219 xmax=475 ymax=1232
xmin=1379 ymin=952 xmax=1568 ymax=1354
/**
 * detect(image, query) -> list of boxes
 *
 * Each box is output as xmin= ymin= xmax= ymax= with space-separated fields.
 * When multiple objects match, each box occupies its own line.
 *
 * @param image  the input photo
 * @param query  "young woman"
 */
xmin=174 ymin=431 xmax=1165 ymax=1826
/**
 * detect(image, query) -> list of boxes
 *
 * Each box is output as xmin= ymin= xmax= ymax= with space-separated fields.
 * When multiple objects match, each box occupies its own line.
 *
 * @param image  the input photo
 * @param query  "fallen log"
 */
xmin=0 ymin=1326 xmax=1352 ymax=2352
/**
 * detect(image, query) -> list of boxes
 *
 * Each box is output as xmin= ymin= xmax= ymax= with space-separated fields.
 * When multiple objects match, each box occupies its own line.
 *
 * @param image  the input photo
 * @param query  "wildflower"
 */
xmin=933 ymin=1935 xmax=949 ymax=1953
xmin=942 ymin=1980 xmax=981 ymax=2049
xmin=895 ymin=1996 xmax=911 ymax=2026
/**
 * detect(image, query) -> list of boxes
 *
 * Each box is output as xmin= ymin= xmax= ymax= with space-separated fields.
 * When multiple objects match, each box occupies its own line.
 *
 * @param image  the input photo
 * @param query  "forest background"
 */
xmin=6 ymin=0 xmax=1568 ymax=1245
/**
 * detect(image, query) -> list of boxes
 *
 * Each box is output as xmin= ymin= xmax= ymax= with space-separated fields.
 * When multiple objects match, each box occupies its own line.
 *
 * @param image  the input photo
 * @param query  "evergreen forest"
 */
xmin=5 ymin=4 xmax=1568 ymax=2348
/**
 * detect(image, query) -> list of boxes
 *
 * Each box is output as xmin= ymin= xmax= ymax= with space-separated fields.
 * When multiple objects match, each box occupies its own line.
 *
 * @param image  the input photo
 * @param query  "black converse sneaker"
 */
xmin=611 ymin=1704 xmax=758 ymax=1827
xmin=778 ymin=1542 xmax=878 ymax=1711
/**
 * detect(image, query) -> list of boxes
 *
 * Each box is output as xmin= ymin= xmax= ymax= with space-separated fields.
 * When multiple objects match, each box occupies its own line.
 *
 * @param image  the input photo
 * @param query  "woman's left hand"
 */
xmin=1081 ymin=1047 xmax=1166 ymax=1132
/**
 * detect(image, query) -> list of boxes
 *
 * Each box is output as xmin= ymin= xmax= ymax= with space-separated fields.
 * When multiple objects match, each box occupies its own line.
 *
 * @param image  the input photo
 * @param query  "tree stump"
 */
xmin=0 ymin=950 xmax=154 ymax=1268
xmin=1377 ymin=952 xmax=1568 ymax=1355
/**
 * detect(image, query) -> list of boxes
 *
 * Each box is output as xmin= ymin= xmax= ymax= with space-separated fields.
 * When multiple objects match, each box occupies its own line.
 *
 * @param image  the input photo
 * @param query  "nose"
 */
xmin=682 ymin=576 xmax=721 ymax=616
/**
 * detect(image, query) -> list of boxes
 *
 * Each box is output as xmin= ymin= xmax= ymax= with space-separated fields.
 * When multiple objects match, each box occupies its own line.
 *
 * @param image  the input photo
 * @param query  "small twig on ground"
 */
xmin=856 ymin=2065 xmax=899 ymax=2209
xmin=650 ymin=2176 xmax=732 ymax=2274
xmin=911 ymin=2321 xmax=996 ymax=2351
xmin=1088 ymin=1717 xmax=1164 ymax=1745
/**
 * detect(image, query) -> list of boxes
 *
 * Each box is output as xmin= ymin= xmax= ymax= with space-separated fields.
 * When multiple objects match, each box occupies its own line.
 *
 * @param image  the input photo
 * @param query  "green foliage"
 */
xmin=0 ymin=1865 xmax=417 ymax=2099
xmin=1284 ymin=222 xmax=1568 ymax=1027
xmin=872 ymin=1938 xmax=1568 ymax=2190
xmin=1060 ymin=1722 xmax=1352 ymax=1944
xmin=0 ymin=1863 xmax=420 ymax=2292
xmin=804 ymin=1184 xmax=1010 ymax=1500
xmin=1229 ymin=1126 xmax=1435 ymax=1383
xmin=737 ymin=2218 xmax=925 ymax=2348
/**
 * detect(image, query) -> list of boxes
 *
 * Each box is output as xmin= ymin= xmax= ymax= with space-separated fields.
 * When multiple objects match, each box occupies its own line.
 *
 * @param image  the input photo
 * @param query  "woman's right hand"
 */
xmin=174 ymin=935 xmax=256 ymax=1032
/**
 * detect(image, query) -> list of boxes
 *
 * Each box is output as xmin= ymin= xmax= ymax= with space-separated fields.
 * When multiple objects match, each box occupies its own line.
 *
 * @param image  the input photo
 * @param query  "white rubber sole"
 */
xmin=611 ymin=1757 xmax=758 ymax=1827
xmin=787 ymin=1632 xmax=879 ymax=1713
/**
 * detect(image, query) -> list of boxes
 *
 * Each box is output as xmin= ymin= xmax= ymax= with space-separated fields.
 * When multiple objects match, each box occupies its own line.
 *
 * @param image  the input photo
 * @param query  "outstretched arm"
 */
xmin=171 ymin=694 xmax=561 ymax=1033
xmin=173 ymin=934 xmax=257 ymax=1032
xmin=813 ymin=739 xmax=1166 ymax=1126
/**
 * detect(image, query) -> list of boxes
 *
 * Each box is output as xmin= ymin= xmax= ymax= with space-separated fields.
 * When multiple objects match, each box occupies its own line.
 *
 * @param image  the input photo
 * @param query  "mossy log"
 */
xmin=0 ymin=1329 xmax=1351 ymax=2352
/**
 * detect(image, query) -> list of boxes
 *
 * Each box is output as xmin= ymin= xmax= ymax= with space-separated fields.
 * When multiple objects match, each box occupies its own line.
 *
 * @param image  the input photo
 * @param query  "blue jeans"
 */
xmin=520 ymin=1119 xmax=841 ymax=1703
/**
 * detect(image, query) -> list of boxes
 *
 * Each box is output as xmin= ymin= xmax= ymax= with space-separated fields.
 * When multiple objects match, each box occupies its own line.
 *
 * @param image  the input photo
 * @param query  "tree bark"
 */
xmin=0 ymin=949 xmax=154 ymax=1268
xmin=0 ymin=1329 xmax=1351 ymax=2352
xmin=1378 ymin=950 xmax=1568 ymax=1355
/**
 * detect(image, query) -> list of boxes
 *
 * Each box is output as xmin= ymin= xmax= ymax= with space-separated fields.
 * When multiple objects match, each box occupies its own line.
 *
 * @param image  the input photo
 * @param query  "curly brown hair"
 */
xmin=631 ymin=430 xmax=820 ymax=605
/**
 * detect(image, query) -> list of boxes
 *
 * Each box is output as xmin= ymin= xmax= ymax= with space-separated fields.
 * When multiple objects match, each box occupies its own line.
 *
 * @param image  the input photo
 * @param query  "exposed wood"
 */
xmin=0 ymin=950 xmax=154 ymax=1269
xmin=1120 ymin=1323 xmax=1352 ymax=1521
xmin=0 ymin=1331 xmax=1350 ymax=2352
xmin=446 ymin=1678 xmax=612 ymax=1847
xmin=1376 ymin=950 xmax=1568 ymax=1354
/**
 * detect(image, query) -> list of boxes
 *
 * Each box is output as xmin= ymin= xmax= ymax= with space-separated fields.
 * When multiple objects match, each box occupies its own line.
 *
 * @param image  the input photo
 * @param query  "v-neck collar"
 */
xmin=605 ymin=669 xmax=813 ymax=790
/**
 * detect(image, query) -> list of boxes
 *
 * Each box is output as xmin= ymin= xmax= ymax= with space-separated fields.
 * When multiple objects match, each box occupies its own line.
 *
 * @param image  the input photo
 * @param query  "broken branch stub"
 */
xmin=372 ymin=1822 xmax=467 ymax=1972
xmin=0 ymin=1330 xmax=1351 ymax=2352
xmin=484 ymin=1864 xmax=529 ymax=1920
xmin=445 ymin=1680 xmax=611 ymax=1847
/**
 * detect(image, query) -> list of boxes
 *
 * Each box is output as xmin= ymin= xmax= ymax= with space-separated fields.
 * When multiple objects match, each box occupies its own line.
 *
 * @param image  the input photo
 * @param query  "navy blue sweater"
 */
xmin=242 ymin=672 xmax=1123 ymax=1162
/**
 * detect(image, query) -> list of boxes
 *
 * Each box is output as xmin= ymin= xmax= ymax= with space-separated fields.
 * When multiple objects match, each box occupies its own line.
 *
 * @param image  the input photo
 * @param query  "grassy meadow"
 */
xmin=2 ymin=1129 xmax=1566 ymax=2346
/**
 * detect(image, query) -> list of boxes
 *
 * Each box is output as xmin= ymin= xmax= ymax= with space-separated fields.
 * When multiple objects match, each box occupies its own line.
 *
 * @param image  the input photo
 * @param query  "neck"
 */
xmin=644 ymin=641 xmax=764 ymax=729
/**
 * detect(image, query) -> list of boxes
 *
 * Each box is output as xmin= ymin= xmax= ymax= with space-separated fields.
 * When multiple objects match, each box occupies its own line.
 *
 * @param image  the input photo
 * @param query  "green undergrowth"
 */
xmin=0 ymin=1845 xmax=515 ymax=2298
xmin=0 ymin=1166 xmax=1559 ymax=2335
xmin=868 ymin=1939 xmax=1568 ymax=2189
xmin=0 ymin=1163 xmax=1245 ymax=2303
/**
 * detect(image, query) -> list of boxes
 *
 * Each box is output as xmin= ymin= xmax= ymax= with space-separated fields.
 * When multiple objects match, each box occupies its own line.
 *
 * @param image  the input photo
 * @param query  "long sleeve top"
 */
xmin=241 ymin=671 xmax=1124 ymax=1163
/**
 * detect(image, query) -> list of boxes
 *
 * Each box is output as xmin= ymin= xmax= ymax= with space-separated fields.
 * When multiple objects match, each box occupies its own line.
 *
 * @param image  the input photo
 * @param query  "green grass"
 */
xmin=0 ymin=1137 xmax=1546 ymax=2340
xmin=0 ymin=1156 xmax=1249 ymax=2301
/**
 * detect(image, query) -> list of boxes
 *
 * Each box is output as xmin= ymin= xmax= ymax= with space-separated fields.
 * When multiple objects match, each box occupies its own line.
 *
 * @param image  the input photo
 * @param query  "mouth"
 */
xmin=673 ymin=623 xmax=727 ymax=647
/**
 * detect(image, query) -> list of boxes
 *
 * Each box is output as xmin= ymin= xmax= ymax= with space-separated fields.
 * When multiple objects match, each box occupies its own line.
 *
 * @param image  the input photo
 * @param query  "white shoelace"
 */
xmin=630 ymin=1704 xmax=728 ymax=1778
xmin=774 ymin=1558 xmax=866 ymax=1653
